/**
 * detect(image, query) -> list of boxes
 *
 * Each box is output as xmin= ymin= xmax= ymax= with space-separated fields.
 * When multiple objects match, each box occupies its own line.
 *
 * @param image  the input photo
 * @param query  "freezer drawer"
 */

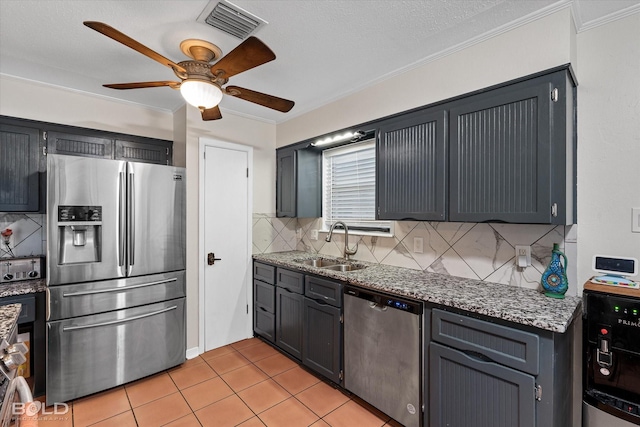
xmin=46 ymin=298 xmax=185 ymax=405
xmin=47 ymin=271 xmax=185 ymax=320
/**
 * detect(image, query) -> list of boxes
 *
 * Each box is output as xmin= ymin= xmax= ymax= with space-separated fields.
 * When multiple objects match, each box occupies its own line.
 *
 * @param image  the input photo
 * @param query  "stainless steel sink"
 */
xmin=321 ymin=264 xmax=366 ymax=272
xmin=296 ymin=258 xmax=341 ymax=268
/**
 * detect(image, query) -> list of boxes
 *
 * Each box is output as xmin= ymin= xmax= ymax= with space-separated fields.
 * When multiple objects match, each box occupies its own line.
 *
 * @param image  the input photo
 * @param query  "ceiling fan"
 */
xmin=83 ymin=21 xmax=294 ymax=121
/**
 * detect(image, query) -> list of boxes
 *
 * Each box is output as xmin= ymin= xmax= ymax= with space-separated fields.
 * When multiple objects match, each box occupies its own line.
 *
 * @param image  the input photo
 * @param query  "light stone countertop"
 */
xmin=0 ymin=279 xmax=47 ymax=299
xmin=0 ymin=304 xmax=21 ymax=343
xmin=253 ymin=250 xmax=582 ymax=333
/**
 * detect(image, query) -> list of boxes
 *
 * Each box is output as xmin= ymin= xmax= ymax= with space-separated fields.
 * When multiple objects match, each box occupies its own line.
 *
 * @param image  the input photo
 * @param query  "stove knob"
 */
xmin=2 ymin=352 xmax=26 ymax=371
xmin=3 ymin=273 xmax=13 ymax=281
xmin=28 ymin=270 xmax=39 ymax=278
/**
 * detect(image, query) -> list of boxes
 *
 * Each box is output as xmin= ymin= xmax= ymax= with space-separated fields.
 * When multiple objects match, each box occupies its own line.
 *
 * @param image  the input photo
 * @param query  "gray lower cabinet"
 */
xmin=275 ymin=267 xmax=305 ymax=359
xmin=276 ymin=287 xmax=304 ymax=360
xmin=253 ymin=262 xmax=276 ymax=343
xmin=0 ymin=122 xmax=43 ymax=211
xmin=302 ymin=275 xmax=343 ymax=384
xmin=430 ymin=342 xmax=535 ymax=427
xmin=426 ymin=307 xmax=575 ymax=427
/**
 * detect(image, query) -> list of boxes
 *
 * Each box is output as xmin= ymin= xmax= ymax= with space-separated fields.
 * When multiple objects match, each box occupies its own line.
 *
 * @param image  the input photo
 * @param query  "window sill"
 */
xmin=319 ymin=227 xmax=394 ymax=239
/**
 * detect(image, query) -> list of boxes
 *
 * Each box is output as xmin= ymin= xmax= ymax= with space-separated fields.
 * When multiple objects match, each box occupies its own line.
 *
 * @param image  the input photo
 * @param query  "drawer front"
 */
xmin=254 ymin=262 xmax=276 ymax=285
xmin=254 ymin=308 xmax=275 ymax=343
xmin=431 ymin=308 xmax=539 ymax=375
xmin=276 ymin=268 xmax=304 ymax=294
xmin=305 ymin=276 xmax=343 ymax=307
xmin=254 ymin=280 xmax=275 ymax=313
xmin=0 ymin=294 xmax=36 ymax=324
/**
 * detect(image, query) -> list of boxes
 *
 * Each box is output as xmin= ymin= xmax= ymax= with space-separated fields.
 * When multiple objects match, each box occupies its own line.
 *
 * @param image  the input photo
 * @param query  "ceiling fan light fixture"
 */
xmin=180 ymin=79 xmax=223 ymax=109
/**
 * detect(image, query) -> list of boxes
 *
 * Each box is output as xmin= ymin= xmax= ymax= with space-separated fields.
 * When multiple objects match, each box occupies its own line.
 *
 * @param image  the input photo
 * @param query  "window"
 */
xmin=322 ymin=139 xmax=392 ymax=235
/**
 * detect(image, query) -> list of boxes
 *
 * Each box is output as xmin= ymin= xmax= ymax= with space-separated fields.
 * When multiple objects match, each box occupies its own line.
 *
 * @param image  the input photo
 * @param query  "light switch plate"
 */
xmin=413 ymin=237 xmax=424 ymax=253
xmin=633 ymin=208 xmax=640 ymax=233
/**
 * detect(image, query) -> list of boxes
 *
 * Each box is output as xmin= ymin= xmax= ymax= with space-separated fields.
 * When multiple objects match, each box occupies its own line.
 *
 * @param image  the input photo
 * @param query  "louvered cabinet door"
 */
xmin=449 ymin=80 xmax=555 ymax=223
xmin=47 ymin=131 xmax=113 ymax=159
xmin=0 ymin=123 xmax=41 ymax=211
xmin=377 ymin=108 xmax=447 ymax=221
xmin=115 ymin=139 xmax=172 ymax=165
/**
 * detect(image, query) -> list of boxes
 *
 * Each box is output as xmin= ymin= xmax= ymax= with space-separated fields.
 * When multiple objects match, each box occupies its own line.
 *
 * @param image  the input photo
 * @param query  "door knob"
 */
xmin=207 ymin=253 xmax=222 ymax=265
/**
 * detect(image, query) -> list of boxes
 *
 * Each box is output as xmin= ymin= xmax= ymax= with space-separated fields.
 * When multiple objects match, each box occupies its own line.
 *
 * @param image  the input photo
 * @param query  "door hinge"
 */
xmin=551 ymin=88 xmax=559 ymax=102
xmin=42 ymin=146 xmax=47 ymax=156
xmin=166 ymin=147 xmax=169 ymax=155
xmin=42 ymin=131 xmax=47 ymax=141
xmin=247 ymin=168 xmax=249 ymax=178
xmin=535 ymin=384 xmax=542 ymax=401
xmin=339 ymin=370 xmax=344 ymax=381
xmin=246 ymin=304 xmax=249 ymax=314
xmin=551 ymin=203 xmax=558 ymax=217
xmin=340 ymin=314 xmax=344 ymax=324
xmin=203 ymin=151 xmax=206 ymax=159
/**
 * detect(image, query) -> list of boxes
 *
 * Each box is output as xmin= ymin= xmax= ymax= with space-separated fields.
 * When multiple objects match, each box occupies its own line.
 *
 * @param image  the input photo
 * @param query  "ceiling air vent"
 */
xmin=197 ymin=0 xmax=267 ymax=39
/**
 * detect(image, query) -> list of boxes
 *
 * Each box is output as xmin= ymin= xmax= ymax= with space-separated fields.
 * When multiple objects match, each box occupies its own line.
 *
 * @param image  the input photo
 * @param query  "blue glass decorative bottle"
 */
xmin=541 ymin=243 xmax=569 ymax=298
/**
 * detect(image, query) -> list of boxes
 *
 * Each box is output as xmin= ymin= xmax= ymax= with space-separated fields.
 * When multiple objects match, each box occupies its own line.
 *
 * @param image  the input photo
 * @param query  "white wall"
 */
xmin=0 ymin=75 xmax=173 ymax=140
xmin=277 ymin=8 xmax=573 ymax=147
xmin=575 ymin=13 xmax=640 ymax=287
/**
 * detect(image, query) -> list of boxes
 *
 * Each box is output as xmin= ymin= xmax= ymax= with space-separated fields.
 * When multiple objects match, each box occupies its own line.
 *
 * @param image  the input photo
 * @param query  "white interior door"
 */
xmin=202 ymin=140 xmax=252 ymax=351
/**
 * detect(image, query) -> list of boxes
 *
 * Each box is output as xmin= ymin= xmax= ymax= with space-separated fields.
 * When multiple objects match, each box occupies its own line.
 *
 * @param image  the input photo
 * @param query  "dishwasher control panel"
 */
xmin=345 ymin=286 xmax=422 ymax=314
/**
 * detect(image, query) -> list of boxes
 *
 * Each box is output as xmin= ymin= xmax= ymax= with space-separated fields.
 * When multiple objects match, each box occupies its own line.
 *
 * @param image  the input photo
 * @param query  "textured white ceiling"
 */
xmin=0 ymin=0 xmax=638 ymax=123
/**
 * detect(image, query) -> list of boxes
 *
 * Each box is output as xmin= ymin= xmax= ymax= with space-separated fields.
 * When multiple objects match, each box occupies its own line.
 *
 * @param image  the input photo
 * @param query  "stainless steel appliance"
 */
xmin=46 ymin=154 xmax=186 ymax=405
xmin=583 ymin=288 xmax=640 ymax=426
xmin=0 ymin=257 xmax=44 ymax=284
xmin=343 ymin=285 xmax=422 ymax=427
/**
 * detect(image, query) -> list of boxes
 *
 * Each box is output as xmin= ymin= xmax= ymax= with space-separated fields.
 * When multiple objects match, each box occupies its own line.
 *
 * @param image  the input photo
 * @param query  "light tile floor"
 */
xmin=33 ymin=338 xmax=402 ymax=427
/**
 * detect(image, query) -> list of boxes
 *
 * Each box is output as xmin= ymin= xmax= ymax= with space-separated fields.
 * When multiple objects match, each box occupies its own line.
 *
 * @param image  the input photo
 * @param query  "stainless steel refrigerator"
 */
xmin=46 ymin=154 xmax=186 ymax=405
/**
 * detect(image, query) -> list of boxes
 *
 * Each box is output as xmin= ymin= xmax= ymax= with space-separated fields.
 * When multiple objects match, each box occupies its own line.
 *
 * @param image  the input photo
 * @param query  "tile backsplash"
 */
xmin=253 ymin=213 xmax=577 ymax=295
xmin=0 ymin=213 xmax=47 ymax=258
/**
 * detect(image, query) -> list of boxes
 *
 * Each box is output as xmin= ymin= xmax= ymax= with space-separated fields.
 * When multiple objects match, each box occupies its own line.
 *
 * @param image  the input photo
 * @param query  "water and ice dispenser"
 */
xmin=57 ymin=206 xmax=102 ymax=264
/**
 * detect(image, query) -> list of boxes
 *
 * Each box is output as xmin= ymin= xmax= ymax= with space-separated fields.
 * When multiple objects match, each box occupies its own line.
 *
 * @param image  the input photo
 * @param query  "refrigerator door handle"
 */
xmin=128 ymin=171 xmax=135 ymax=268
xmin=118 ymin=171 xmax=126 ymax=268
xmin=61 ymin=305 xmax=177 ymax=331
xmin=62 ymin=278 xmax=178 ymax=297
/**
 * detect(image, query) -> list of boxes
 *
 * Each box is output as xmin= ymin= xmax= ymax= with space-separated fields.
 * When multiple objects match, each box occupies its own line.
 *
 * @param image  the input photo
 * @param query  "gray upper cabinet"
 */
xmin=276 ymin=146 xmax=321 ymax=218
xmin=0 ymin=122 xmax=43 ymax=211
xmin=47 ymin=131 xmax=113 ymax=159
xmin=276 ymin=147 xmax=296 ymax=217
xmin=377 ymin=108 xmax=447 ymax=221
xmin=115 ymin=139 xmax=172 ymax=165
xmin=449 ymin=69 xmax=575 ymax=224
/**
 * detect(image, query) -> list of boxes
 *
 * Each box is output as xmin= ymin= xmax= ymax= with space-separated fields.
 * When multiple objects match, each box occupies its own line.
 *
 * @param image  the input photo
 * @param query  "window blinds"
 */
xmin=323 ymin=140 xmax=389 ymax=231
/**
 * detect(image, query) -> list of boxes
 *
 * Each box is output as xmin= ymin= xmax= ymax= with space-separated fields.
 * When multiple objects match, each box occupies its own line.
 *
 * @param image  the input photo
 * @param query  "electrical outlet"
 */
xmin=413 ymin=237 xmax=424 ymax=254
xmin=515 ymin=245 xmax=531 ymax=268
xmin=310 ymin=229 xmax=318 ymax=241
xmin=296 ymin=228 xmax=302 ymax=239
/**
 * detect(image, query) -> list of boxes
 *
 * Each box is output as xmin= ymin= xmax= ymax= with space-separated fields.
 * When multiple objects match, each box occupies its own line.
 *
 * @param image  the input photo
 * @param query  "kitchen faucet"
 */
xmin=325 ymin=221 xmax=358 ymax=260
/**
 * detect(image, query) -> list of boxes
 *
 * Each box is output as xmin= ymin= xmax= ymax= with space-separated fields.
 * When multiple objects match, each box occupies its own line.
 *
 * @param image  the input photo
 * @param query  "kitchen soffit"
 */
xmin=0 ymin=0 xmax=638 ymax=124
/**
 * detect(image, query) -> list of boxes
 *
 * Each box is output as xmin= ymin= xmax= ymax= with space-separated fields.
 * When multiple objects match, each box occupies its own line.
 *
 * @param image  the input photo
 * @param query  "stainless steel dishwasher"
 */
xmin=344 ymin=285 xmax=422 ymax=427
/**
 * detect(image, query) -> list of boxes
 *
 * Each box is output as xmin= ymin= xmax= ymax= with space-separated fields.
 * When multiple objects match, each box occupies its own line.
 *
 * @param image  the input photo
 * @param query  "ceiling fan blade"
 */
xmin=226 ymin=86 xmax=294 ymax=112
xmin=104 ymin=81 xmax=181 ymax=90
xmin=211 ymin=37 xmax=276 ymax=79
xmin=84 ymin=21 xmax=186 ymax=74
xmin=201 ymin=106 xmax=222 ymax=121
